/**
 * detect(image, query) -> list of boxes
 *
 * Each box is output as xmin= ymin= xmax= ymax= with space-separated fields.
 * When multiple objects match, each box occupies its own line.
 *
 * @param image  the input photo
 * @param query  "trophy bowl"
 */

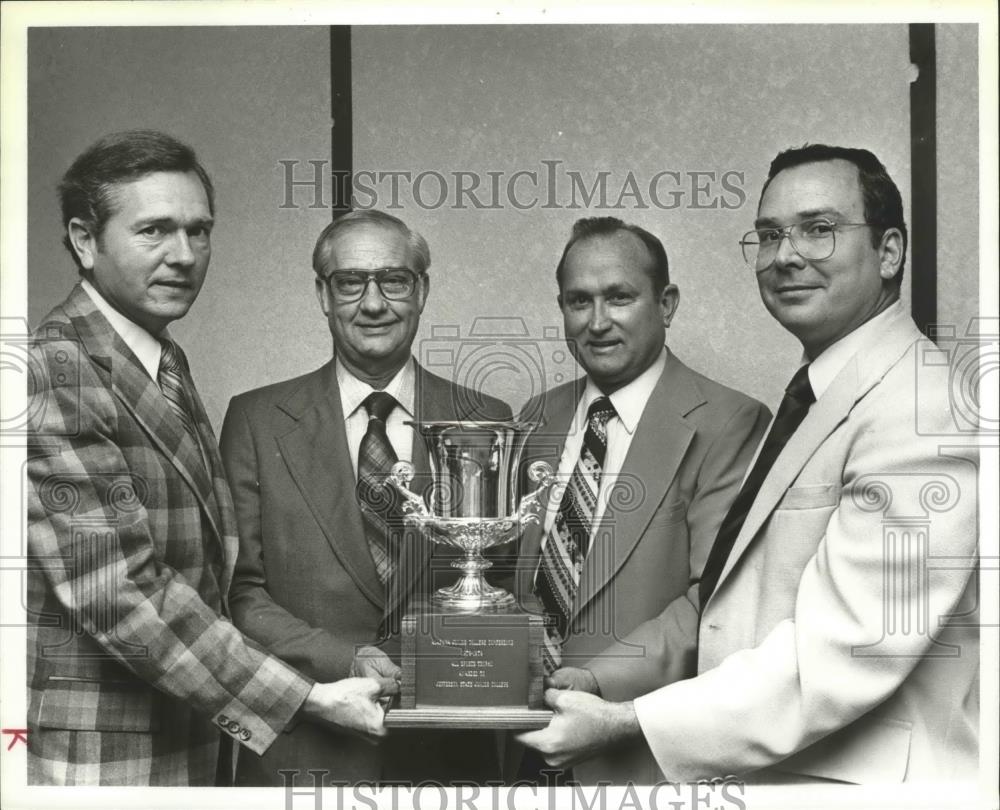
xmin=388 ymin=420 xmax=553 ymax=612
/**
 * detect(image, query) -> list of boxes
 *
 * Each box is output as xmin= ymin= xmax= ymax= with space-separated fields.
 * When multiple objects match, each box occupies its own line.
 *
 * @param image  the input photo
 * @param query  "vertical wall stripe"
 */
xmin=909 ymin=23 xmax=937 ymax=336
xmin=331 ymin=26 xmax=352 ymax=219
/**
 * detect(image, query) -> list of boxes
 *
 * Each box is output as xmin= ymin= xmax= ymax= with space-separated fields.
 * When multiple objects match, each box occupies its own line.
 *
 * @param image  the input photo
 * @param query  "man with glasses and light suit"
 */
xmin=518 ymin=145 xmax=980 ymax=784
xmin=220 ymin=210 xmax=510 ymax=785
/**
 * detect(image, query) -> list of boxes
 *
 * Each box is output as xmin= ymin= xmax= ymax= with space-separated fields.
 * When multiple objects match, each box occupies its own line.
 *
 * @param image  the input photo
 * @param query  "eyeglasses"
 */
xmin=740 ymin=218 xmax=872 ymax=270
xmin=323 ymin=267 xmax=422 ymax=302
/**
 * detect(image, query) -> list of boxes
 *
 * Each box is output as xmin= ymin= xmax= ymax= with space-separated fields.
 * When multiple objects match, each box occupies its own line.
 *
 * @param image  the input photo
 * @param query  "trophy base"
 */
xmin=386 ymin=597 xmax=550 ymax=730
xmin=384 ymin=704 xmax=551 ymax=730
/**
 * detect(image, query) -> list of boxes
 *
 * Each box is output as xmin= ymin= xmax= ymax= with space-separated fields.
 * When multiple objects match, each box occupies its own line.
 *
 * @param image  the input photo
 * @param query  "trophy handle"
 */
xmin=515 ymin=460 xmax=555 ymax=524
xmin=388 ymin=461 xmax=432 ymax=517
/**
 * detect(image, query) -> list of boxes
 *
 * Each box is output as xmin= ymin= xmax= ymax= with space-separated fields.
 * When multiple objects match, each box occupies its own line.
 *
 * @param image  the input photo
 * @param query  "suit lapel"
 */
xmin=574 ymin=355 xmax=701 ymax=623
xmin=63 ymin=286 xmax=226 ymax=554
xmin=710 ymin=310 xmax=924 ymax=599
xmin=184 ymin=373 xmax=239 ymax=597
xmin=517 ymin=380 xmax=583 ymax=564
xmin=275 ymin=362 xmax=385 ymax=609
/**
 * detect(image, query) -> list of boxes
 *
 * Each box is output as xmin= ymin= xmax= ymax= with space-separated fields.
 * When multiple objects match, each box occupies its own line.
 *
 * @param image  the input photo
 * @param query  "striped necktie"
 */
xmin=535 ymin=395 xmax=617 ymax=674
xmin=357 ymin=391 xmax=399 ymax=584
xmin=157 ymin=339 xmax=206 ymax=469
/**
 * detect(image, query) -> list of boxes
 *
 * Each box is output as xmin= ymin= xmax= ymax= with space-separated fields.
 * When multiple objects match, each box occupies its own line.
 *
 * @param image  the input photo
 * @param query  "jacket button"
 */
xmin=228 ymin=721 xmax=241 ymax=733
xmin=217 ymin=715 xmax=230 ymax=726
xmin=239 ymin=729 xmax=252 ymax=741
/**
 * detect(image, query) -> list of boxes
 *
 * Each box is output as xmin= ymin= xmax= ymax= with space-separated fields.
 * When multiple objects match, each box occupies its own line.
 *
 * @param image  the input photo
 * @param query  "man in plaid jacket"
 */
xmin=26 ymin=130 xmax=391 ymax=786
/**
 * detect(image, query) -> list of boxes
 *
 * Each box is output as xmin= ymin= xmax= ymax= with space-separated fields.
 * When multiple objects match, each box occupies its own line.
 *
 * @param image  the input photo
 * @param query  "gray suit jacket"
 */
xmin=512 ymin=350 xmax=770 ymax=783
xmin=220 ymin=359 xmax=510 ymax=785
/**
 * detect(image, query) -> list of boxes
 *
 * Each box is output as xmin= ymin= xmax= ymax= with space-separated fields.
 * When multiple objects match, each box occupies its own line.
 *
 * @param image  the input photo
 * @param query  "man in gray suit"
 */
xmin=510 ymin=217 xmax=769 ymax=783
xmin=220 ymin=210 xmax=510 ymax=785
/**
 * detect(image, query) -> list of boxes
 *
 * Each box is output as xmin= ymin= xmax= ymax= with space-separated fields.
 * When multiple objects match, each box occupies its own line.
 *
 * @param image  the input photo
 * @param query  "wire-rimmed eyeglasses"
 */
xmin=740 ymin=218 xmax=872 ymax=270
xmin=323 ymin=267 xmax=422 ymax=302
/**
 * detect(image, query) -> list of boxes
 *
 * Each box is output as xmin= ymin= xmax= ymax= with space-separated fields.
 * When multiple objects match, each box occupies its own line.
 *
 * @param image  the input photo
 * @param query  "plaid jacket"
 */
xmin=26 ymin=284 xmax=313 ymax=785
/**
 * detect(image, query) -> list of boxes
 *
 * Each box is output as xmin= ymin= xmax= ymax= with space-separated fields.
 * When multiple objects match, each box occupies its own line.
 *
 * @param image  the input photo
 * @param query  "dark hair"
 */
xmin=311 ymin=209 xmax=431 ymax=278
xmin=555 ymin=216 xmax=670 ymax=291
xmin=59 ymin=130 xmax=215 ymax=271
xmin=762 ymin=144 xmax=908 ymax=284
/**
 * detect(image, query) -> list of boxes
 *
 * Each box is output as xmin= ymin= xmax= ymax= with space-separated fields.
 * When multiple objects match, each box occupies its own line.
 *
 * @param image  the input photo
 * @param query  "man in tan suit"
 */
xmin=510 ymin=217 xmax=769 ymax=783
xmin=518 ymin=146 xmax=980 ymax=784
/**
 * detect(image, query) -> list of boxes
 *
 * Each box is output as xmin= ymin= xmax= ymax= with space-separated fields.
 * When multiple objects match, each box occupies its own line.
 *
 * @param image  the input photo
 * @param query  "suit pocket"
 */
xmin=38 ymin=676 xmax=161 ymax=733
xmin=776 ymin=483 xmax=840 ymax=510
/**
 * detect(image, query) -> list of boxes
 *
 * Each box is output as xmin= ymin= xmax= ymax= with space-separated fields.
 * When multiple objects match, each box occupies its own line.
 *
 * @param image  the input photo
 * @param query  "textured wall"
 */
xmin=27 ymin=24 xmax=979 ymax=426
xmin=27 ymin=27 xmax=334 ymax=427
xmin=936 ymin=24 xmax=979 ymax=337
xmin=352 ymin=25 xmax=913 ymax=412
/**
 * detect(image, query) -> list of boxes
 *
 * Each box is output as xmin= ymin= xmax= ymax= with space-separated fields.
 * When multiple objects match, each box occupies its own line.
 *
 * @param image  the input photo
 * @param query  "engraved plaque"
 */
xmin=389 ymin=598 xmax=550 ymax=730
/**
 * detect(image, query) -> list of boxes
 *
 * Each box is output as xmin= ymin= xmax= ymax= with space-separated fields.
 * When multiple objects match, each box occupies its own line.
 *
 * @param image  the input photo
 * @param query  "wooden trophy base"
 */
xmin=385 ymin=595 xmax=552 ymax=730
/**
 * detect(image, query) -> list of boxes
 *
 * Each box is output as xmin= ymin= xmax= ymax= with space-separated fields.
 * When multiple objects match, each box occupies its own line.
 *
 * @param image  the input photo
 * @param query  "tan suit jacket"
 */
xmin=634 ymin=308 xmax=979 ymax=783
xmin=513 ymin=351 xmax=770 ymax=783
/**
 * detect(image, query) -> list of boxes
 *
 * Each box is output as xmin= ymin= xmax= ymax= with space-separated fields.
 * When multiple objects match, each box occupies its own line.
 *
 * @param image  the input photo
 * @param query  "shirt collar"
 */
xmin=805 ymin=299 xmax=903 ymax=400
xmin=580 ymin=346 xmax=667 ymax=434
xmin=80 ymin=278 xmax=162 ymax=381
xmin=336 ymin=355 xmax=416 ymax=419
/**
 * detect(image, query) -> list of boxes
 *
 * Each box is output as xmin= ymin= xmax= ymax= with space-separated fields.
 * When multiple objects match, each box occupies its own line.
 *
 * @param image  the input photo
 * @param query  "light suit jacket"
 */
xmin=633 ymin=308 xmax=979 ymax=783
xmin=512 ymin=351 xmax=770 ymax=783
xmin=26 ymin=283 xmax=311 ymax=786
xmin=220 ymin=359 xmax=511 ymax=785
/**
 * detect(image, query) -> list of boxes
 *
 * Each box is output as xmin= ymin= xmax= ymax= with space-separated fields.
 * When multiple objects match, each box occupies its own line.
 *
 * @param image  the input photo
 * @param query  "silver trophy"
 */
xmin=388 ymin=420 xmax=554 ymax=612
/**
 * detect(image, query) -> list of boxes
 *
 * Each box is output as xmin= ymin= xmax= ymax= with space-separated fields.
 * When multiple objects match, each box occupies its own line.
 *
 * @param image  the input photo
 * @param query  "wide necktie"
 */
xmin=357 ymin=391 xmax=399 ymax=585
xmin=158 ymin=339 xmax=207 ymax=470
xmin=535 ymin=395 xmax=617 ymax=675
xmin=698 ymin=364 xmax=815 ymax=606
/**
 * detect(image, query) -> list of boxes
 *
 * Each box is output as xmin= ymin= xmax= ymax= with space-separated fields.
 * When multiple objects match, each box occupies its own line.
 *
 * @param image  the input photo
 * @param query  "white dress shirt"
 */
xmin=738 ymin=300 xmax=905 ymax=485
xmin=336 ymin=356 xmax=416 ymax=478
xmin=806 ymin=299 xmax=903 ymax=399
xmin=541 ymin=346 xmax=668 ymax=537
xmin=81 ymin=278 xmax=163 ymax=383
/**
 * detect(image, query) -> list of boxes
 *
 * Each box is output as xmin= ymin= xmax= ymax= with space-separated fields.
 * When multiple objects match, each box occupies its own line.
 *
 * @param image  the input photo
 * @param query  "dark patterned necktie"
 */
xmin=357 ymin=391 xmax=399 ymax=584
xmin=698 ymin=364 xmax=815 ymax=606
xmin=535 ymin=396 xmax=617 ymax=674
xmin=158 ymin=339 xmax=206 ymax=470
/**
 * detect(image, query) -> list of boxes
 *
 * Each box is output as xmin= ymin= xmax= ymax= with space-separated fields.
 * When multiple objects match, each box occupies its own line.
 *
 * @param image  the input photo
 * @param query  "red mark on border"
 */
xmin=2 ymin=728 xmax=29 ymax=750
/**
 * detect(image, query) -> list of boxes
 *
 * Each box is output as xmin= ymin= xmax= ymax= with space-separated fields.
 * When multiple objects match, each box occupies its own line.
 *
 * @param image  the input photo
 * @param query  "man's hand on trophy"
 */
xmin=350 ymin=645 xmax=403 ymax=682
xmin=546 ymin=666 xmax=600 ymax=694
xmin=515 ymin=689 xmax=641 ymax=769
xmin=351 ymin=645 xmax=402 ymax=712
xmin=300 ymin=677 xmax=395 ymax=743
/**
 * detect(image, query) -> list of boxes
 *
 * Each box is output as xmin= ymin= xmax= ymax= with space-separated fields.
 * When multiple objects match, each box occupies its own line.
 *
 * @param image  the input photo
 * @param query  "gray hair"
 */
xmin=311 ymin=210 xmax=430 ymax=277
